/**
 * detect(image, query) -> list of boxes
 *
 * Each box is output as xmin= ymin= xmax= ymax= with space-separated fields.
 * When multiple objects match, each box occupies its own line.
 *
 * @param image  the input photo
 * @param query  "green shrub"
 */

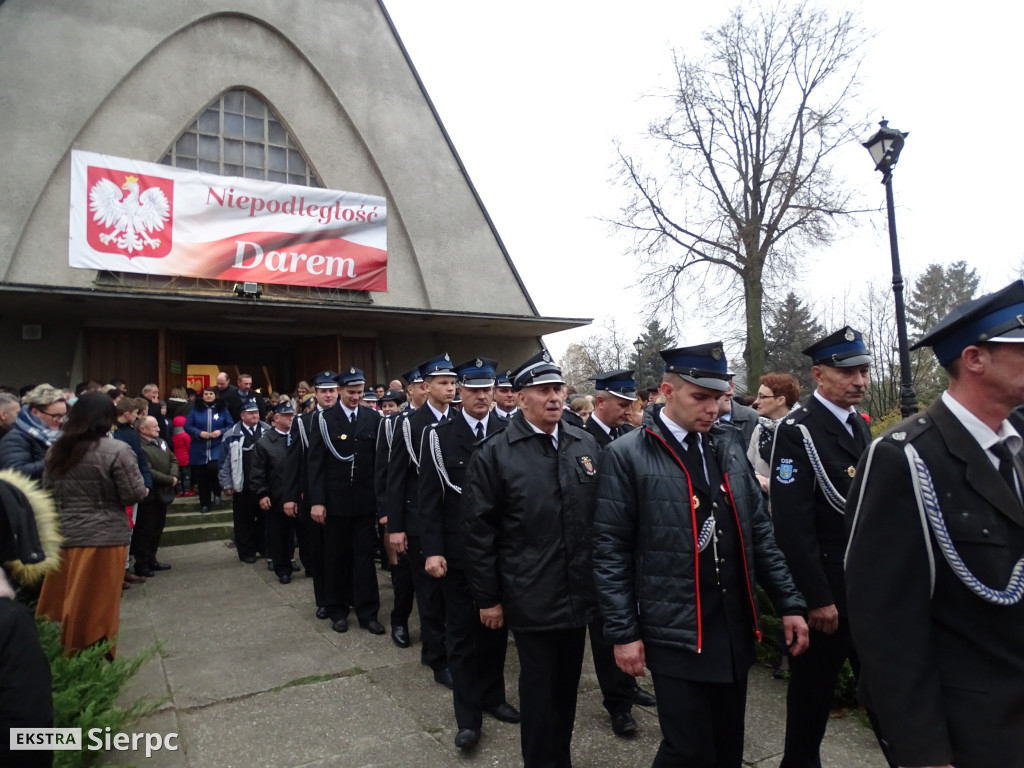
xmin=36 ymin=619 xmax=162 ymax=768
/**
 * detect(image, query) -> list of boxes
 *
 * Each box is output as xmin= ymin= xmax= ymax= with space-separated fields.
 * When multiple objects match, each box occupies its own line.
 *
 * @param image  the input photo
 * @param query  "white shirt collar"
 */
xmin=942 ymin=391 xmax=1022 ymax=464
xmin=494 ymin=405 xmax=517 ymax=418
xmin=340 ymin=404 xmax=357 ymax=420
xmin=462 ymin=410 xmax=485 ymax=435
xmin=590 ymin=414 xmax=613 ymax=436
xmin=427 ymin=402 xmax=449 ymax=422
xmin=813 ymin=389 xmax=857 ymax=435
xmin=525 ymin=417 xmax=558 ymax=448
xmin=659 ymin=408 xmax=696 ymax=449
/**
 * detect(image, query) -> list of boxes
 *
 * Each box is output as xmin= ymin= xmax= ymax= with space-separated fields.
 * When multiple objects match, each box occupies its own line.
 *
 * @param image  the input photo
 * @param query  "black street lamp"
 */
xmin=633 ymin=335 xmax=646 ymax=388
xmin=862 ymin=119 xmax=918 ymax=418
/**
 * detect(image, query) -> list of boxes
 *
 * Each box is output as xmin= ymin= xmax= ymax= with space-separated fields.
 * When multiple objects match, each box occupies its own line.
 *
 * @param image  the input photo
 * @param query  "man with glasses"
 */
xmin=0 ymin=384 xmax=67 ymax=480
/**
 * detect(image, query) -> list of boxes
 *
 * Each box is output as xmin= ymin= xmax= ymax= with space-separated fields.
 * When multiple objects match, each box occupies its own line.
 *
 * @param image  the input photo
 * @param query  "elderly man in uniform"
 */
xmin=464 ymin=350 xmax=600 ymax=768
xmin=594 ymin=343 xmax=808 ymax=767
xmin=374 ymin=371 xmax=419 ymax=648
xmin=769 ymin=328 xmax=888 ymax=768
xmin=252 ymin=401 xmax=297 ymax=584
xmin=219 ymin=400 xmax=270 ymax=564
xmin=846 ymin=281 xmax=1024 ymax=768
xmin=420 ymin=358 xmax=518 ymax=750
xmin=386 ymin=355 xmax=455 ymax=684
xmin=284 ymin=371 xmax=338 ymax=618
xmin=308 ymin=367 xmax=384 ymax=634
xmin=583 ymin=370 xmax=657 ymax=735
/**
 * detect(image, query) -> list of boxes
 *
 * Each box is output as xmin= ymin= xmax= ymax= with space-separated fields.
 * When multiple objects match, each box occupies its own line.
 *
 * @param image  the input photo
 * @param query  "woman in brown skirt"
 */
xmin=36 ymin=392 xmax=147 ymax=656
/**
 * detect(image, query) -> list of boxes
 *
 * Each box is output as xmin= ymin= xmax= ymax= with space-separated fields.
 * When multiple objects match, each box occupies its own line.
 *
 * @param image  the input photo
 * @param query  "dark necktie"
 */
xmin=475 ymin=422 xmax=485 ymax=440
xmin=350 ymin=411 xmax=357 ymax=425
xmin=684 ymin=431 xmax=708 ymax=486
xmin=991 ymin=441 xmax=1022 ymax=503
xmin=610 ymin=427 xmax=619 ymax=441
xmin=847 ymin=413 xmax=867 ymax=451
xmin=438 ymin=413 xmax=448 ymax=424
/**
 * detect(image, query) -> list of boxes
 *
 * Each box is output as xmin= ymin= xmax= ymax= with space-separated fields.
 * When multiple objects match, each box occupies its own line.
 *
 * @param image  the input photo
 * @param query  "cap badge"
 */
xmin=542 ymin=350 xmax=551 ymax=362
xmin=444 ymin=353 xmax=450 ymax=361
xmin=349 ymin=367 xmax=355 ymax=374
xmin=711 ymin=346 xmax=723 ymax=360
xmin=475 ymin=358 xmax=482 ymax=367
xmin=844 ymin=328 xmax=855 ymax=341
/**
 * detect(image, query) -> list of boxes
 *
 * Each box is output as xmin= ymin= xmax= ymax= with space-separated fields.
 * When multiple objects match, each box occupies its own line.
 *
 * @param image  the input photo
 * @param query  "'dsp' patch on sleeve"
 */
xmin=776 ymin=458 xmax=796 ymax=484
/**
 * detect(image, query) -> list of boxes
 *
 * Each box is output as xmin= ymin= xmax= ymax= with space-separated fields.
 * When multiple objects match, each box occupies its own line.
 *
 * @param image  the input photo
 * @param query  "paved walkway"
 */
xmin=110 ymin=540 xmax=888 ymax=767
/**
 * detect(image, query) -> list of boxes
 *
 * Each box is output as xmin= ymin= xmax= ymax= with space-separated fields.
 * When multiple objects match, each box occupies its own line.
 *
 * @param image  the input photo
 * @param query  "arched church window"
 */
xmin=159 ymin=89 xmax=323 ymax=187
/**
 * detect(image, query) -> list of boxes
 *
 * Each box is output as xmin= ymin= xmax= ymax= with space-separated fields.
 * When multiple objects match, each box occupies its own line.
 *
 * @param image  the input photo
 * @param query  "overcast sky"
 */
xmin=382 ymin=1 xmax=1022 ymax=361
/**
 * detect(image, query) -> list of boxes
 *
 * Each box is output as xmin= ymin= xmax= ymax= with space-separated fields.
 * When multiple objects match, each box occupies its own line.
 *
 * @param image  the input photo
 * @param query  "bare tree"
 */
xmin=558 ymin=319 xmax=636 ymax=393
xmin=613 ymin=1 xmax=870 ymax=390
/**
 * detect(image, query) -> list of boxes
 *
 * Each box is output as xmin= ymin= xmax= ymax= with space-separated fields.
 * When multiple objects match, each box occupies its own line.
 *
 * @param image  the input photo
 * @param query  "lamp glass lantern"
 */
xmin=862 ymin=119 xmax=908 ymax=174
xmin=633 ymin=336 xmax=645 ymax=355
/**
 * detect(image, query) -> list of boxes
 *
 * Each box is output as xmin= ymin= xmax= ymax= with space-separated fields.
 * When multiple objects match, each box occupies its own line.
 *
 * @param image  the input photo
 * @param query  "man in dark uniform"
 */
xmin=594 ymin=343 xmax=808 ymax=767
xmin=717 ymin=378 xmax=758 ymax=447
xmin=284 ymin=371 xmax=338 ymax=619
xmin=251 ymin=401 xmax=296 ymax=584
xmin=769 ymin=327 xmax=884 ymax=768
xmin=385 ymin=354 xmax=454 ymax=685
xmin=463 ymin=350 xmax=601 ymax=768
xmin=307 ymin=367 xmax=384 ymax=635
xmin=584 ymin=369 xmax=657 ymax=735
xmin=219 ymin=400 xmax=269 ymax=564
xmin=492 ymin=369 xmax=518 ymax=419
xmin=847 ymin=281 xmax=1024 ymax=768
xmin=374 ymin=369 xmax=420 ymax=648
xmin=420 ymin=357 xmax=519 ymax=751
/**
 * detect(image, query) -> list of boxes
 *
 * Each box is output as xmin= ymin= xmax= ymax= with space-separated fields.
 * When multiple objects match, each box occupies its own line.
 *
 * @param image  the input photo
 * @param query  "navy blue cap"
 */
xmin=419 ymin=353 xmax=456 ymax=377
xmin=335 ymin=367 xmax=366 ymax=387
xmin=660 ymin=342 xmax=731 ymax=393
xmin=802 ymin=327 xmax=871 ymax=367
xmin=240 ymin=399 xmax=260 ymax=412
xmin=273 ymin=401 xmax=295 ymax=415
xmin=361 ymin=388 xmax=378 ymax=402
xmin=378 ymin=389 xmax=404 ymax=404
xmin=455 ymin=357 xmax=498 ymax=388
xmin=300 ymin=394 xmax=316 ymax=409
xmin=401 ymin=367 xmax=424 ymax=386
xmin=452 ymin=392 xmax=462 ymax=404
xmin=912 ymin=280 xmax=1024 ymax=366
xmin=311 ymin=370 xmax=339 ymax=389
xmin=592 ymin=369 xmax=638 ymax=401
xmin=495 ymin=369 xmax=513 ymax=388
xmin=511 ymin=350 xmax=565 ymax=391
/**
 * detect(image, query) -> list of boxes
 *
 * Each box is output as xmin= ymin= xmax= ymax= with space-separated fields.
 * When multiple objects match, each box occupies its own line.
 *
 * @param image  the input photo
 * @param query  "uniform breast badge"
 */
xmin=847 ymin=466 xmax=856 ymax=478
xmin=340 ymin=434 xmax=348 ymax=440
xmin=777 ymin=458 xmax=796 ymax=484
xmin=692 ymin=495 xmax=701 ymax=510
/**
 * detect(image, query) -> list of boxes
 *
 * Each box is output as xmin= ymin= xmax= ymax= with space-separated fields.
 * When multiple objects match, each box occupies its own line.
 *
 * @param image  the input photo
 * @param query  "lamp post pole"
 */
xmin=863 ymin=119 xmax=918 ymax=418
xmin=633 ymin=335 xmax=646 ymax=389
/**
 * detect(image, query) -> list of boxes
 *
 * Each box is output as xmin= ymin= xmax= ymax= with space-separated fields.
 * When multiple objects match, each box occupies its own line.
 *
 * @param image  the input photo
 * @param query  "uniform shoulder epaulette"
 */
xmin=781 ymin=405 xmax=811 ymax=427
xmin=881 ymin=413 xmax=932 ymax=444
xmin=432 ymin=418 xmax=454 ymax=431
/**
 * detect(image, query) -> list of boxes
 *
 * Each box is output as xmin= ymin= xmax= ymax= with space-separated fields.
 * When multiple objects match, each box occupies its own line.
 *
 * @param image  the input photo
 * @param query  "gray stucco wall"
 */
xmin=0 ymin=1 xmax=535 ymax=317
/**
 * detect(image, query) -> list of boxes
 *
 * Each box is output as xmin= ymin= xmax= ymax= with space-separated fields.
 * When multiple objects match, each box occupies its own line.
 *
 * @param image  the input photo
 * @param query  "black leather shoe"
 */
xmin=433 ymin=667 xmax=454 ymax=689
xmin=391 ymin=625 xmax=410 ymax=648
xmin=242 ymin=555 xmax=257 ymax=564
xmin=454 ymin=728 xmax=480 ymax=751
xmin=332 ymin=617 xmax=349 ymax=633
xmin=200 ymin=506 xmax=210 ymax=514
xmin=151 ymin=562 xmax=172 ymax=571
xmin=611 ymin=711 xmax=637 ymax=736
xmin=316 ymin=607 xmax=329 ymax=620
xmin=278 ymin=573 xmax=291 ymax=585
xmin=361 ymin=619 xmax=386 ymax=635
xmin=632 ymin=685 xmax=657 ymax=707
xmin=485 ymin=702 xmax=521 ymax=723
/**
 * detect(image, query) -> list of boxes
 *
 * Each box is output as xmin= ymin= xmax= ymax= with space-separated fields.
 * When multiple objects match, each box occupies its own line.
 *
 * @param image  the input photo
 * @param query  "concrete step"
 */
xmin=161 ymin=521 xmax=235 ymax=548
xmin=167 ymin=510 xmax=233 ymax=527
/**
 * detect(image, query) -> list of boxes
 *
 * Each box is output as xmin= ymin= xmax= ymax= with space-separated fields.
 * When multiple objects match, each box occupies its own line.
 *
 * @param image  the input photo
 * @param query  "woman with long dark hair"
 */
xmin=35 ymin=392 xmax=147 ymax=656
xmin=184 ymin=386 xmax=233 ymax=513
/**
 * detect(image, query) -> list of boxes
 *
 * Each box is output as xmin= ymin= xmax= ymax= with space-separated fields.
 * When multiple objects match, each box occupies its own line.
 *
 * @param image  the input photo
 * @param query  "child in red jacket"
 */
xmin=171 ymin=416 xmax=194 ymax=497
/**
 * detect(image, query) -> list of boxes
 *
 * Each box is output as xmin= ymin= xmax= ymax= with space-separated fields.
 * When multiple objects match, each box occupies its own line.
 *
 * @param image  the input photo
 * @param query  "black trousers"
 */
xmin=441 ymin=563 xmax=509 ymax=730
xmin=193 ymin=462 xmax=221 ymax=508
xmin=231 ymin=489 xmax=265 ymax=560
xmin=407 ymin=534 xmax=446 ymax=670
xmin=651 ymin=672 xmax=747 ymax=768
xmin=265 ymin=500 xmax=299 ymax=577
xmin=389 ymin=554 xmax=414 ymax=628
xmin=588 ymin=617 xmax=636 ymax=716
xmin=297 ymin=502 xmax=325 ymax=608
xmin=513 ymin=626 xmax=587 ymax=768
xmin=131 ymin=499 xmax=167 ymax=570
xmin=323 ymin=514 xmax=380 ymax=624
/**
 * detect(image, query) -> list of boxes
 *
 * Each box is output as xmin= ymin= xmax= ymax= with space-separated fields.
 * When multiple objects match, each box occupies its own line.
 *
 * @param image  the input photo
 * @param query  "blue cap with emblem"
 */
xmin=240 ymin=399 xmax=260 ymax=413
xmin=592 ymin=369 xmax=638 ymax=401
xmin=912 ymin=280 xmax=1024 ymax=366
xmin=378 ymin=388 xmax=405 ymax=405
xmin=311 ymin=370 xmax=339 ymax=389
xmin=335 ymin=367 xmax=365 ymax=387
xmin=361 ymin=387 xmax=377 ymax=402
xmin=802 ymin=327 xmax=871 ymax=368
xmin=273 ymin=401 xmax=295 ymax=415
xmin=419 ymin=353 xmax=456 ymax=377
xmin=660 ymin=342 xmax=732 ymax=393
xmin=495 ymin=369 xmax=513 ymax=388
xmin=510 ymin=350 xmax=565 ymax=391
xmin=455 ymin=357 xmax=498 ymax=388
xmin=401 ymin=367 xmax=424 ymax=386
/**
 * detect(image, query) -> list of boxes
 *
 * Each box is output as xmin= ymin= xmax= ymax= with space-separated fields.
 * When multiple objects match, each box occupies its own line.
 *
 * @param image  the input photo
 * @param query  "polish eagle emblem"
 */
xmin=89 ymin=174 xmax=171 ymax=255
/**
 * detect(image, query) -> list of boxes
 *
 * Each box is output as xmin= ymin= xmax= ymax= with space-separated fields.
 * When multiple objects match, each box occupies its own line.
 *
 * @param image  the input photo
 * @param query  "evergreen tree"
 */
xmin=763 ymin=292 xmax=824 ymax=395
xmin=634 ymin=320 xmax=676 ymax=391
